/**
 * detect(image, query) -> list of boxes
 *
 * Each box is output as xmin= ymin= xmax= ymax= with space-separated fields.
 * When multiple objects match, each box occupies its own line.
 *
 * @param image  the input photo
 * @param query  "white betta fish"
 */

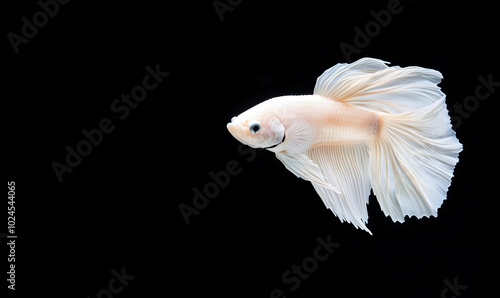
xmin=227 ymin=58 xmax=462 ymax=234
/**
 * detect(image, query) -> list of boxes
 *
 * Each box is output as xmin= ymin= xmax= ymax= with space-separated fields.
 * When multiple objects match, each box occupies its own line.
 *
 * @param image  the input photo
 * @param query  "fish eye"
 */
xmin=249 ymin=121 xmax=261 ymax=134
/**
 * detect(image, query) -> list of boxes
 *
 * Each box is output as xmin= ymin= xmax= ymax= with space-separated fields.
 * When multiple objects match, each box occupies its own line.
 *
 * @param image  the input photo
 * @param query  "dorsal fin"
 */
xmin=313 ymin=58 xmax=444 ymax=113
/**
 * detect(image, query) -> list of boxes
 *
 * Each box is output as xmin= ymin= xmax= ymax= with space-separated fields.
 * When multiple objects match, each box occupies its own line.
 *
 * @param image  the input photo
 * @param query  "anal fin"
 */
xmin=307 ymin=144 xmax=373 ymax=234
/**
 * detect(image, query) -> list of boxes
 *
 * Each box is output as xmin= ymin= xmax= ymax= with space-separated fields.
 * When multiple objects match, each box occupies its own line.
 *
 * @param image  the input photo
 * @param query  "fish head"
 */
xmin=227 ymin=107 xmax=285 ymax=149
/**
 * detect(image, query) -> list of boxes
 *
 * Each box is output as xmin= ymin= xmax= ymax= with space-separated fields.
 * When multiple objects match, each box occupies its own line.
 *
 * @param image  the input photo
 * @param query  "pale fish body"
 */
xmin=226 ymin=58 xmax=462 ymax=234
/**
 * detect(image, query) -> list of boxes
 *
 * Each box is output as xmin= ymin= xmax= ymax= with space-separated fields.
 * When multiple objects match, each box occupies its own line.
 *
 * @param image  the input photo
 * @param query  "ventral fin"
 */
xmin=275 ymin=152 xmax=341 ymax=194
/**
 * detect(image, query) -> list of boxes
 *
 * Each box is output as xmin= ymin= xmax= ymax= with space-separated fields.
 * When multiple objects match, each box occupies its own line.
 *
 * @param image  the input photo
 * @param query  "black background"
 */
xmin=4 ymin=0 xmax=498 ymax=297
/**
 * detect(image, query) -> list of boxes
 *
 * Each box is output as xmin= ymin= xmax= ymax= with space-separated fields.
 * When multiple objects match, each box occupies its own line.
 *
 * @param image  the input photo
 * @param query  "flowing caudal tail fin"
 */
xmin=370 ymin=97 xmax=462 ymax=222
xmin=311 ymin=57 xmax=462 ymax=230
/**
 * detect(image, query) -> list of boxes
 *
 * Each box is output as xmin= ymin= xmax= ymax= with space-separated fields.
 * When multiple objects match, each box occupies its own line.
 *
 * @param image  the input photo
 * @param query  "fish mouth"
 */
xmin=226 ymin=122 xmax=247 ymax=144
xmin=226 ymin=122 xmax=238 ymax=135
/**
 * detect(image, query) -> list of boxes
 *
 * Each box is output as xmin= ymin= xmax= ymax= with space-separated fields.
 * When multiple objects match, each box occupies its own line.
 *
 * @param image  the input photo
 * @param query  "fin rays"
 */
xmin=314 ymin=57 xmax=445 ymax=113
xmin=307 ymin=144 xmax=373 ymax=234
xmin=369 ymin=98 xmax=462 ymax=222
xmin=306 ymin=59 xmax=461 ymax=232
